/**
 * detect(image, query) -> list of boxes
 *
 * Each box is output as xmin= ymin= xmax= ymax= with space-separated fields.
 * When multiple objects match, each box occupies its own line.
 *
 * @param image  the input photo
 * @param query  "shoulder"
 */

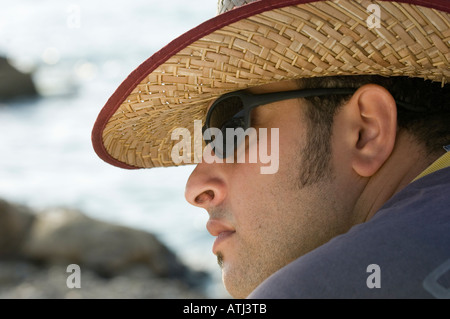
xmin=249 ymin=167 xmax=450 ymax=299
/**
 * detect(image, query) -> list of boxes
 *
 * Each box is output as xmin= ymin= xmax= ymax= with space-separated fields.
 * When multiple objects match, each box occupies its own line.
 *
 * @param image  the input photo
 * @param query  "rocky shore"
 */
xmin=0 ymin=198 xmax=209 ymax=298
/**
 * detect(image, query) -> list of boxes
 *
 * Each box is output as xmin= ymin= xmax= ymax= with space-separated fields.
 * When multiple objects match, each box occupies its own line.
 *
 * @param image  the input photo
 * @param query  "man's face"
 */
xmin=185 ymin=80 xmax=355 ymax=298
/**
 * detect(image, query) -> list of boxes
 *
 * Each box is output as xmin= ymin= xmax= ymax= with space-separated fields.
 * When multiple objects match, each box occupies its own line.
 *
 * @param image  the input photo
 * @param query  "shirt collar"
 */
xmin=412 ymin=145 xmax=450 ymax=182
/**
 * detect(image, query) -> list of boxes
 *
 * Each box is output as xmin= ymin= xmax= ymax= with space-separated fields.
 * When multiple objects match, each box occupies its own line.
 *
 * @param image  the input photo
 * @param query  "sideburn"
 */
xmin=297 ymin=98 xmax=335 ymax=188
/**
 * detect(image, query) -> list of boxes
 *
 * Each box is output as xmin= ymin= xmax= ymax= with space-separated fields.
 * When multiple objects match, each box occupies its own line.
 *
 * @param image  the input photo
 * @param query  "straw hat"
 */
xmin=92 ymin=0 xmax=450 ymax=169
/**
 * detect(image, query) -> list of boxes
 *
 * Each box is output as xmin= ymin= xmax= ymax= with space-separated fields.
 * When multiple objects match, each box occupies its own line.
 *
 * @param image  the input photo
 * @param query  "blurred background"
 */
xmin=0 ymin=0 xmax=229 ymax=298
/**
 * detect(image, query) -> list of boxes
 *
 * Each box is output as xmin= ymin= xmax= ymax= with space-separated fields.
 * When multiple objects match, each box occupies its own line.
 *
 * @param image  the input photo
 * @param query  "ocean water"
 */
xmin=0 ymin=0 xmax=229 ymax=297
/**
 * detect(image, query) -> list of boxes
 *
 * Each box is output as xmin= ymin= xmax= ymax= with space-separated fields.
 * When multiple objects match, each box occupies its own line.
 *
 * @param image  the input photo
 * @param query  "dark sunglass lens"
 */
xmin=212 ymin=116 xmax=244 ymax=158
xmin=209 ymin=96 xmax=244 ymax=130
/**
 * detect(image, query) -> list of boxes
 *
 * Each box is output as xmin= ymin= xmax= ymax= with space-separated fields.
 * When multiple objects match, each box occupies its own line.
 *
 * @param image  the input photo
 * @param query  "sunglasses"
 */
xmin=202 ymin=87 xmax=356 ymax=159
xmin=202 ymin=87 xmax=419 ymax=159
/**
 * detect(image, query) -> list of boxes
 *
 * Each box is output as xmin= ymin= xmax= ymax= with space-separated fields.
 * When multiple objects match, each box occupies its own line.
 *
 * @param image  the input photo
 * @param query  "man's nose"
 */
xmin=185 ymin=162 xmax=227 ymax=210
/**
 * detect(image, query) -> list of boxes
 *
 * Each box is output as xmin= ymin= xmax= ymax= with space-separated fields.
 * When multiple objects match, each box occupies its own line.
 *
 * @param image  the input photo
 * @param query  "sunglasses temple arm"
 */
xmin=243 ymin=88 xmax=419 ymax=113
xmin=245 ymin=88 xmax=357 ymax=108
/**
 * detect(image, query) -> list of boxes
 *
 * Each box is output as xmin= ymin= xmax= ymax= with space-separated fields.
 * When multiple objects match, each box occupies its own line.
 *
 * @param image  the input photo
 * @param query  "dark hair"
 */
xmin=295 ymin=75 xmax=450 ymax=186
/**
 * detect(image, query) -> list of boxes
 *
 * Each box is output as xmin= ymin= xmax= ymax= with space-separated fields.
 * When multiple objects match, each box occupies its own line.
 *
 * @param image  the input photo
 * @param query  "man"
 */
xmin=92 ymin=0 xmax=450 ymax=298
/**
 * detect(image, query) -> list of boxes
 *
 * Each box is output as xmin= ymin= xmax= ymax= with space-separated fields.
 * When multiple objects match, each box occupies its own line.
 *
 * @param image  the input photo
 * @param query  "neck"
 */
xmin=355 ymin=131 xmax=443 ymax=222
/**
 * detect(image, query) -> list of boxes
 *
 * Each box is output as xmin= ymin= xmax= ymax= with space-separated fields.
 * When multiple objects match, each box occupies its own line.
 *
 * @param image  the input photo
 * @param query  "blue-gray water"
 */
xmin=0 ymin=0 xmax=228 ymax=298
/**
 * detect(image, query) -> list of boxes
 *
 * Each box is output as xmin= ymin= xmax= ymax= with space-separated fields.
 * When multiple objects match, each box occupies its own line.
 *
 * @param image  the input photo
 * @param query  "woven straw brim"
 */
xmin=92 ymin=0 xmax=450 ymax=169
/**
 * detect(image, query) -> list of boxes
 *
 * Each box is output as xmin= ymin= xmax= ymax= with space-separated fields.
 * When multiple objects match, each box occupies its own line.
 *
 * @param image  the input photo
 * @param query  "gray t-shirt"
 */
xmin=249 ymin=167 xmax=450 ymax=299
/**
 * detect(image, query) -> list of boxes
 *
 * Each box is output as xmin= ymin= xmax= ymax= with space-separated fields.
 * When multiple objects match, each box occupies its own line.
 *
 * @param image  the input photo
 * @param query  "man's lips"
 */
xmin=206 ymin=219 xmax=236 ymax=255
xmin=212 ymin=231 xmax=235 ymax=255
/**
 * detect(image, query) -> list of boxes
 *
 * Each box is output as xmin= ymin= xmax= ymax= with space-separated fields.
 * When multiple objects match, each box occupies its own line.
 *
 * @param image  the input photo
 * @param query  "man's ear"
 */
xmin=346 ymin=84 xmax=397 ymax=177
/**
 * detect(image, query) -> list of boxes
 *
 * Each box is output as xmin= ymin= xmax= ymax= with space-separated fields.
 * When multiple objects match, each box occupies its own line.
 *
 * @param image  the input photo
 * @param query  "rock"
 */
xmin=0 ymin=199 xmax=36 ymax=258
xmin=21 ymin=207 xmax=194 ymax=280
xmin=0 ymin=56 xmax=38 ymax=100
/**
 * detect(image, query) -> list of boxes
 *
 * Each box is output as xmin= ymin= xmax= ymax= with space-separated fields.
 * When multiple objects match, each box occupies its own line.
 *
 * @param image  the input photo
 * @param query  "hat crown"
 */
xmin=217 ymin=0 xmax=257 ymax=14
